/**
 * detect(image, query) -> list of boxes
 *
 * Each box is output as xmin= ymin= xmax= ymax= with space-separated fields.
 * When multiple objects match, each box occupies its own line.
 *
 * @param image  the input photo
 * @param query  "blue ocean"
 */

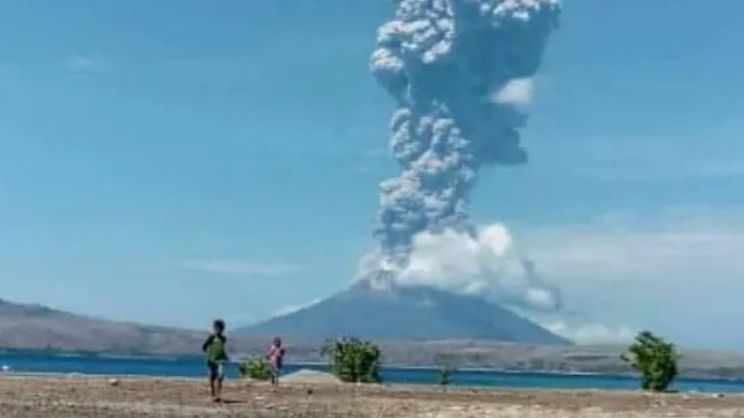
xmin=2 ymin=351 xmax=744 ymax=393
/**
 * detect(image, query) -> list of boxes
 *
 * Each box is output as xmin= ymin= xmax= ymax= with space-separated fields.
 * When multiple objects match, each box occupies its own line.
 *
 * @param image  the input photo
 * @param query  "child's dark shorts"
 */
xmin=207 ymin=361 xmax=225 ymax=380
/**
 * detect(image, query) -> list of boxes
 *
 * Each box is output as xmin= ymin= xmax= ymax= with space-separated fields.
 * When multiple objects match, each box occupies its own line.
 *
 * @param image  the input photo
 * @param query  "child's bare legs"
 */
xmin=216 ymin=374 xmax=224 ymax=399
xmin=208 ymin=362 xmax=222 ymax=402
xmin=209 ymin=375 xmax=217 ymax=399
xmin=270 ymin=365 xmax=279 ymax=386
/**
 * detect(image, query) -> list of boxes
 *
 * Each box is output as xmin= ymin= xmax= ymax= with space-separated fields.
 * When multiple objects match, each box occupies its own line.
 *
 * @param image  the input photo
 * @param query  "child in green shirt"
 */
xmin=202 ymin=319 xmax=228 ymax=402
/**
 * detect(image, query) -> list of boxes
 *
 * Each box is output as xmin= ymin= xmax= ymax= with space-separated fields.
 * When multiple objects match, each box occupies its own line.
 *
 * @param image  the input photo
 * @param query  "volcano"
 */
xmin=236 ymin=285 xmax=570 ymax=345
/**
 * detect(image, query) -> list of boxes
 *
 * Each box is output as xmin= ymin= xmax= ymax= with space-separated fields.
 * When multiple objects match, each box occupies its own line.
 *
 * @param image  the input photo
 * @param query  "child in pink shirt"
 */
xmin=266 ymin=337 xmax=285 ymax=386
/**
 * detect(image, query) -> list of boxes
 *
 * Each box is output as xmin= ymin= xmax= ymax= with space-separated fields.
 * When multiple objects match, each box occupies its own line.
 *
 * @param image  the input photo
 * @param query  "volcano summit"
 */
xmin=237 ymin=284 xmax=569 ymax=345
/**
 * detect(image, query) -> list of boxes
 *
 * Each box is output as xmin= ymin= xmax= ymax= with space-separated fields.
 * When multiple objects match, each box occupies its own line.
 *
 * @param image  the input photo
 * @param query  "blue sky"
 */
xmin=1 ymin=0 xmax=744 ymax=349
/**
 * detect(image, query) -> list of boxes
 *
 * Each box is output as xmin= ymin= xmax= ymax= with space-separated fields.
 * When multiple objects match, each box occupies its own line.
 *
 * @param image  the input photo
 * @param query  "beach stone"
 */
xmin=108 ymin=378 xmax=120 ymax=387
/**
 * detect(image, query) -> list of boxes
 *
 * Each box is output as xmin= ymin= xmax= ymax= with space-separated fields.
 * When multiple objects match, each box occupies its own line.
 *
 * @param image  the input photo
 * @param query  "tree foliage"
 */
xmin=437 ymin=366 xmax=454 ymax=386
xmin=238 ymin=357 xmax=271 ymax=381
xmin=323 ymin=337 xmax=381 ymax=383
xmin=622 ymin=331 xmax=680 ymax=391
xmin=434 ymin=353 xmax=455 ymax=386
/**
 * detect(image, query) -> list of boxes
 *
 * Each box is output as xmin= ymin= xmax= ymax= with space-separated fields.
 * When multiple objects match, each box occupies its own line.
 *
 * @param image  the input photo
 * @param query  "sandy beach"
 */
xmin=1 ymin=375 xmax=743 ymax=418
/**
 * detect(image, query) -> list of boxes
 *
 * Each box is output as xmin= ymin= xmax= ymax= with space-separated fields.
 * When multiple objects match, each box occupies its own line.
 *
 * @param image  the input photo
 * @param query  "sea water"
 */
xmin=2 ymin=351 xmax=744 ymax=393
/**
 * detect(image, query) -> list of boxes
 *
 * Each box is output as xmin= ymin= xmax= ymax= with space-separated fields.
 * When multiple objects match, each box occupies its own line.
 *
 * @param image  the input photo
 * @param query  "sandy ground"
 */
xmin=2 ymin=375 xmax=744 ymax=418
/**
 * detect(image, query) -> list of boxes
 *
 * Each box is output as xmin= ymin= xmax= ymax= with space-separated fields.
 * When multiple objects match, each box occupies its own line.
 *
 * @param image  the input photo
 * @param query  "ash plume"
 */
xmin=360 ymin=0 xmax=562 ymax=311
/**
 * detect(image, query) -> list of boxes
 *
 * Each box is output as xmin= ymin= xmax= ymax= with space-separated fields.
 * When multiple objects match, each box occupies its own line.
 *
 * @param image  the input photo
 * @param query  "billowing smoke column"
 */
xmin=360 ymin=0 xmax=562 ymax=312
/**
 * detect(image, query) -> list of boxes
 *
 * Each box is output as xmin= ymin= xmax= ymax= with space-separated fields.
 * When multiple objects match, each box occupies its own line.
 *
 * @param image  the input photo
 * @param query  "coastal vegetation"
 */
xmin=437 ymin=366 xmax=454 ymax=386
xmin=622 ymin=331 xmax=680 ymax=391
xmin=238 ymin=357 xmax=271 ymax=381
xmin=323 ymin=337 xmax=381 ymax=383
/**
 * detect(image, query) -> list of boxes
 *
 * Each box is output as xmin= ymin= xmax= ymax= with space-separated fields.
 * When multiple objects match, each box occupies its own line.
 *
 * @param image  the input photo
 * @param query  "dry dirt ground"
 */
xmin=2 ymin=375 xmax=744 ymax=418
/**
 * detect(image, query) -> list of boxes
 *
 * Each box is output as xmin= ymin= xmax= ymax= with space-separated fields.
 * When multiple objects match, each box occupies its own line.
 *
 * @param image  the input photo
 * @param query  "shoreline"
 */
xmin=2 ymin=367 xmax=744 ymax=396
xmin=5 ymin=344 xmax=744 ymax=382
xmin=5 ymin=349 xmax=744 ymax=389
xmin=6 ymin=363 xmax=744 ymax=389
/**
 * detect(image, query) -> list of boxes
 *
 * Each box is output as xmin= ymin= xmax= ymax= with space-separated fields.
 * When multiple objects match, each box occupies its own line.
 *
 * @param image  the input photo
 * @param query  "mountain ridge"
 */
xmin=236 ymin=284 xmax=570 ymax=345
xmin=0 ymin=297 xmax=208 ymax=355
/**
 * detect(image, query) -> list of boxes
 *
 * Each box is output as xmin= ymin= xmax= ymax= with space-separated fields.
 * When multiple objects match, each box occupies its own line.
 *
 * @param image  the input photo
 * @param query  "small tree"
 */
xmin=323 ymin=337 xmax=381 ymax=383
xmin=434 ymin=353 xmax=456 ymax=386
xmin=622 ymin=331 xmax=680 ymax=392
xmin=238 ymin=357 xmax=271 ymax=381
xmin=437 ymin=366 xmax=454 ymax=386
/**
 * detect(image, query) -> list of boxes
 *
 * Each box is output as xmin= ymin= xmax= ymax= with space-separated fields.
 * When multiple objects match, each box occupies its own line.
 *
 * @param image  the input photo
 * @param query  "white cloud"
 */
xmin=513 ymin=209 xmax=744 ymax=347
xmin=381 ymin=224 xmax=562 ymax=312
xmin=525 ymin=288 xmax=557 ymax=311
xmin=525 ymin=223 xmax=744 ymax=283
xmin=182 ymin=257 xmax=304 ymax=277
xmin=491 ymin=77 xmax=534 ymax=106
xmin=544 ymin=320 xmax=636 ymax=345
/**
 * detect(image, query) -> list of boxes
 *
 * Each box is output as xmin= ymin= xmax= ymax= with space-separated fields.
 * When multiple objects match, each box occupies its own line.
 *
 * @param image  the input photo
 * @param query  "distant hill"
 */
xmin=0 ymin=298 xmax=209 ymax=355
xmin=236 ymin=284 xmax=570 ymax=346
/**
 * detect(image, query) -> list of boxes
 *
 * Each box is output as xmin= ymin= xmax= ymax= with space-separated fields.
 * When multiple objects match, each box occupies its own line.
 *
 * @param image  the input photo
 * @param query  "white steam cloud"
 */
xmin=492 ymin=77 xmax=535 ymax=106
xmin=360 ymin=0 xmax=562 ymax=313
xmin=389 ymin=224 xmax=562 ymax=311
xmin=543 ymin=321 xmax=636 ymax=345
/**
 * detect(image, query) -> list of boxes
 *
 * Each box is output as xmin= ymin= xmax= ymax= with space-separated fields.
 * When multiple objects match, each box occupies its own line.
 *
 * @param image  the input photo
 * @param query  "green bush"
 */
xmin=434 ymin=353 xmax=455 ymax=386
xmin=238 ymin=357 xmax=271 ymax=381
xmin=622 ymin=331 xmax=680 ymax=392
xmin=437 ymin=366 xmax=454 ymax=386
xmin=323 ymin=337 xmax=381 ymax=383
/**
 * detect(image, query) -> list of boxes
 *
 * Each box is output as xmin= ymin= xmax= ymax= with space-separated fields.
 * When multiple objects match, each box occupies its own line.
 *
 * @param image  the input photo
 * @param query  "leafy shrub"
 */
xmin=323 ymin=337 xmax=381 ymax=383
xmin=622 ymin=331 xmax=680 ymax=392
xmin=238 ymin=357 xmax=271 ymax=381
xmin=437 ymin=366 xmax=454 ymax=386
xmin=434 ymin=353 xmax=455 ymax=386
